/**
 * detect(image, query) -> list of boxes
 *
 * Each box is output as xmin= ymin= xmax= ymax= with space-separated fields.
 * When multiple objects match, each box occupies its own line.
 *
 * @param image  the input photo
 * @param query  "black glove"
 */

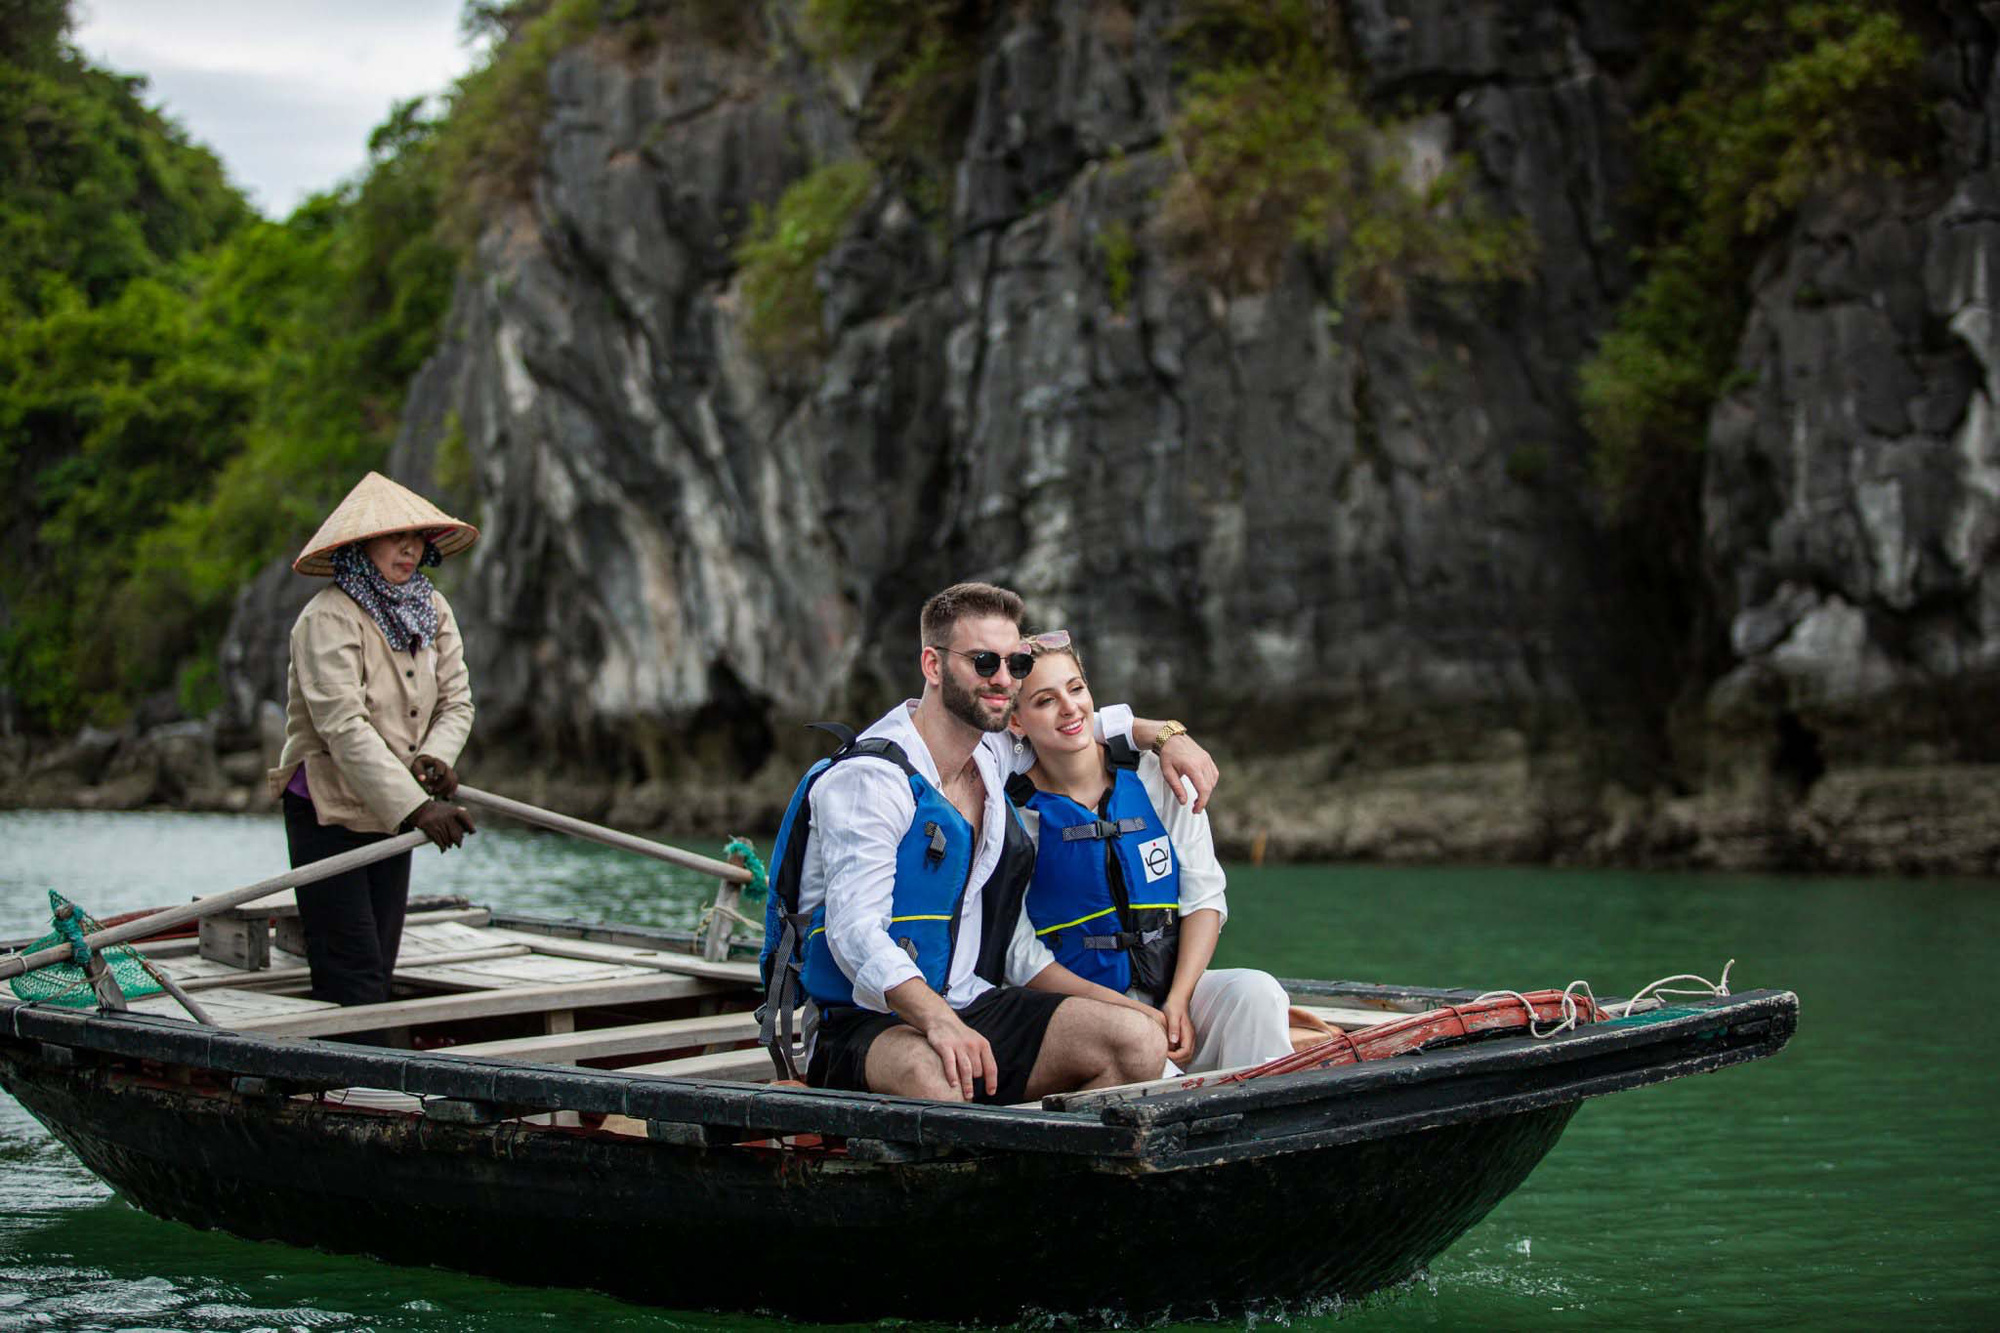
xmin=405 ymin=799 xmax=476 ymax=851
xmin=412 ymin=753 xmax=459 ymax=798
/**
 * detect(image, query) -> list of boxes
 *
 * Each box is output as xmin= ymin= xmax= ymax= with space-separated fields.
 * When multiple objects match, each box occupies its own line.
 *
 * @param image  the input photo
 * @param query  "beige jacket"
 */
xmin=266 ymin=585 xmax=475 ymax=832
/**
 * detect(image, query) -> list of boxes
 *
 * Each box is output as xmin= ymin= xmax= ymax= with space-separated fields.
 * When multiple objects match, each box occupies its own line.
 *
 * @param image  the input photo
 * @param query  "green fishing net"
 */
xmin=7 ymin=890 xmax=165 ymax=1007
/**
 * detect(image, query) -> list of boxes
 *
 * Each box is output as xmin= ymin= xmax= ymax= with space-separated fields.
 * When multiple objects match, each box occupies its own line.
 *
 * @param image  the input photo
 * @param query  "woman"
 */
xmin=265 ymin=471 xmax=478 ymax=1015
xmin=1007 ymin=631 xmax=1320 ymax=1073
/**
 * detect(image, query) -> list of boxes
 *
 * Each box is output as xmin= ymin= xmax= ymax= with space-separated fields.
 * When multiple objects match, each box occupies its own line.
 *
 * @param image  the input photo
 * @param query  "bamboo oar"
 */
xmin=0 ymin=829 xmax=430 ymax=983
xmin=453 ymin=785 xmax=752 ymax=883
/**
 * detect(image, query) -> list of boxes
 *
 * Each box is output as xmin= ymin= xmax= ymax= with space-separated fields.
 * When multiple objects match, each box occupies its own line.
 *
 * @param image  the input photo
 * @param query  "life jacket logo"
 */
xmin=1137 ymin=835 xmax=1173 ymax=883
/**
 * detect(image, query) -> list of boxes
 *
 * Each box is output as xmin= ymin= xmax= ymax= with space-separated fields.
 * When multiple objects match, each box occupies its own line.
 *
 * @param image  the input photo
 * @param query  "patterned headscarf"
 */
xmin=332 ymin=538 xmax=443 ymax=653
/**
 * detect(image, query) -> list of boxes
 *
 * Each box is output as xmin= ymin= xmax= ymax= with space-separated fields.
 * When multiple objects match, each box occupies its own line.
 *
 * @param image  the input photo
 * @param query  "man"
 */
xmin=792 ymin=582 xmax=1218 ymax=1104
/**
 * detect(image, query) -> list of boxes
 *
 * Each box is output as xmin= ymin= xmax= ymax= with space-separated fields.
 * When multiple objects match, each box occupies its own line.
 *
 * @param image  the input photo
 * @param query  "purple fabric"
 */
xmin=285 ymin=763 xmax=311 ymax=802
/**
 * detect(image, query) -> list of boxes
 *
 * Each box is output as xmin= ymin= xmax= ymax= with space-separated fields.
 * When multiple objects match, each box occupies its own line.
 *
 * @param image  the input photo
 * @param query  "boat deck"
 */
xmin=120 ymin=903 xmax=1403 ymax=1091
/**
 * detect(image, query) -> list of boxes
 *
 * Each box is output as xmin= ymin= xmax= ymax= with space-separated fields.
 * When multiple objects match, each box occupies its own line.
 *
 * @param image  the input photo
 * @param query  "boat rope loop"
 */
xmin=722 ymin=836 xmax=769 ymax=901
xmin=1469 ymin=980 xmax=1601 ymax=1038
xmin=51 ymin=892 xmax=91 ymax=972
xmin=1606 ymin=958 xmax=1734 ymax=1019
xmin=1472 ymin=960 xmax=1736 ymax=1038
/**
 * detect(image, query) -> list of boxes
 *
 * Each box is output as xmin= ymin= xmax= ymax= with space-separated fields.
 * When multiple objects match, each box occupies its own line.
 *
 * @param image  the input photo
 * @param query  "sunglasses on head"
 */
xmin=938 ymin=646 xmax=1036 ymax=679
xmin=1027 ymin=629 xmax=1071 ymax=652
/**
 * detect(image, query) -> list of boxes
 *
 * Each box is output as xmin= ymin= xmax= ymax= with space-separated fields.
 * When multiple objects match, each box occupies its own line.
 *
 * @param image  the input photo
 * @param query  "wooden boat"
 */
xmin=0 ymin=878 xmax=1797 ymax=1322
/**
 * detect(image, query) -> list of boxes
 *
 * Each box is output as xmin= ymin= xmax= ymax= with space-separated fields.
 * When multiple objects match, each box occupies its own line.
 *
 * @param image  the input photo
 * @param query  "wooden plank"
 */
xmin=153 ymin=944 xmax=532 ymax=995
xmin=231 ymin=973 xmax=738 ymax=1038
xmin=216 ymin=887 xmax=302 ymax=920
xmin=126 ymin=987 xmax=336 ymax=1023
xmin=621 ymin=1047 xmax=773 ymax=1083
xmin=440 ymin=1012 xmax=765 ymax=1063
xmin=179 ymin=964 xmax=312 ymax=994
xmin=1040 ymin=1011 xmax=1399 ymax=1114
xmin=480 ymin=927 xmax=760 ymax=984
xmin=398 ymin=920 xmax=507 ymax=957
xmin=395 ymin=954 xmax=656 ymax=993
xmin=1295 ymin=1004 xmax=1398 ymax=1029
xmin=127 ymin=937 xmax=201 ymax=959
xmin=155 ymin=953 xmax=282 ymax=985
xmin=129 ymin=907 xmax=489 ymax=960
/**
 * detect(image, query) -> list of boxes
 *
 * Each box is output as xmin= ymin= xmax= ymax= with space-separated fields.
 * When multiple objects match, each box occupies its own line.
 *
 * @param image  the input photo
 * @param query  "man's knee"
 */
xmin=866 ymin=1031 xmax=953 ymax=1098
xmin=1093 ymin=1002 xmax=1166 ymax=1079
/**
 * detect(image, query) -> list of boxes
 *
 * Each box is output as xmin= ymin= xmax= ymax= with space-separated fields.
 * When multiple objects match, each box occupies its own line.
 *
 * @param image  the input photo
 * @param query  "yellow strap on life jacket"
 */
xmin=1035 ymin=905 xmax=1118 ymax=937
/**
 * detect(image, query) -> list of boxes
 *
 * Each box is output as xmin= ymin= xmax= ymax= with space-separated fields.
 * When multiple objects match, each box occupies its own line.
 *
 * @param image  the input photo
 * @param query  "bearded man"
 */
xmin=787 ymin=582 xmax=1217 ymax=1103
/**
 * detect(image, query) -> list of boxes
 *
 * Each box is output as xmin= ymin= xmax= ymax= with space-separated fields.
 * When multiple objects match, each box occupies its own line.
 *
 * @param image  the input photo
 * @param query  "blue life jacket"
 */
xmin=758 ymin=722 xmax=1034 ymax=1077
xmin=1010 ymin=738 xmax=1182 ymax=1004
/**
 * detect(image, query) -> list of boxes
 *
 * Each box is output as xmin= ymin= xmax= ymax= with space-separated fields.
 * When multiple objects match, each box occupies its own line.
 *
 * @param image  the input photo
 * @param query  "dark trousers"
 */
xmin=282 ymin=792 xmax=411 ymax=1008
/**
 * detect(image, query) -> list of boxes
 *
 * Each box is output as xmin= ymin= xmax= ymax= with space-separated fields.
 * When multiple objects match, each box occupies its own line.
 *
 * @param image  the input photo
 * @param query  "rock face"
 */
xmin=186 ymin=0 xmax=2000 ymax=871
xmin=391 ymin=4 xmax=1655 ymax=767
xmin=1690 ymin=11 xmax=2000 ymax=869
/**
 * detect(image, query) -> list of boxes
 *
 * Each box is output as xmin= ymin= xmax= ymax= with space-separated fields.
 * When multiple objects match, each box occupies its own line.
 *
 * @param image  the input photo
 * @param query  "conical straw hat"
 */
xmin=292 ymin=471 xmax=479 ymax=576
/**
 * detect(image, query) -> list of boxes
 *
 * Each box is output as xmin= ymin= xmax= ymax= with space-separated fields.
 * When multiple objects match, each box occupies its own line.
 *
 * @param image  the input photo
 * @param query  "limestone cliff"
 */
xmin=185 ymin=1 xmax=2000 ymax=872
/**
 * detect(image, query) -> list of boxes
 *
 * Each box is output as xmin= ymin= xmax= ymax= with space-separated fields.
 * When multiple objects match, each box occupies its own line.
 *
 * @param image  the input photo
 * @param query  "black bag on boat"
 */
xmin=756 ymin=722 xmax=920 ymax=1079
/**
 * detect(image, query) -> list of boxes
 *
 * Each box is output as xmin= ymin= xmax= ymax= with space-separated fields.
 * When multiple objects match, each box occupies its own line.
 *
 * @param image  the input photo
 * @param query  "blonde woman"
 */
xmin=266 ymin=472 xmax=477 ymax=1013
xmin=1005 ymin=631 xmax=1299 ymax=1073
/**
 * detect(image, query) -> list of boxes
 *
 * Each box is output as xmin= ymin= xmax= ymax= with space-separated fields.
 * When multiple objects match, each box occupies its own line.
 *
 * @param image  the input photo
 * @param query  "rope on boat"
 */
xmin=1470 ymin=980 xmax=1601 ymax=1038
xmin=51 ymin=899 xmax=91 ymax=971
xmin=1473 ymin=960 xmax=1736 ymax=1039
xmin=695 ymin=901 xmax=763 ymax=935
xmin=721 ymin=836 xmax=769 ymax=900
xmin=1606 ymin=958 xmax=1734 ymax=1018
xmin=7 ymin=890 xmax=164 ymax=1008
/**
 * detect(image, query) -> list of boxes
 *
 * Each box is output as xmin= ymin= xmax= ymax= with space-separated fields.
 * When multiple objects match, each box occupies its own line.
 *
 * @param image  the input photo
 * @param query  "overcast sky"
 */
xmin=72 ymin=1 xmax=485 ymax=217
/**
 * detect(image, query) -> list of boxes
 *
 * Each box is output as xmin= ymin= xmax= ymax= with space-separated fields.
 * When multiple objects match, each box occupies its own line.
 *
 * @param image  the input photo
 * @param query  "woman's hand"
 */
xmin=405 ymin=799 xmax=476 ymax=851
xmin=411 ymin=754 xmax=458 ymax=798
xmin=1162 ymin=993 xmax=1196 ymax=1065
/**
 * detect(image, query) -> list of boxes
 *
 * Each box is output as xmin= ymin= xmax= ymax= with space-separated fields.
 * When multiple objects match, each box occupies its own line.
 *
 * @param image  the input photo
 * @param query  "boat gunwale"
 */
xmin=0 ymin=985 xmax=1797 ymax=1162
xmin=1096 ymin=987 xmax=1800 ymax=1126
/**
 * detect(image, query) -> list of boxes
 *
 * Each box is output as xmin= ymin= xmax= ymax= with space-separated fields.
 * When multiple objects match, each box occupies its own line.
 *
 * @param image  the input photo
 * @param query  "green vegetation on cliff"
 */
xmin=1159 ymin=0 xmax=1535 ymax=309
xmin=1582 ymin=2 xmax=1930 ymax=505
xmin=735 ymin=160 xmax=877 ymax=369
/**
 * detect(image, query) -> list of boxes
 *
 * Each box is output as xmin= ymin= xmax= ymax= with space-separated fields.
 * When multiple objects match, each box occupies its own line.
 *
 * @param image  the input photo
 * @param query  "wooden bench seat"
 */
xmin=621 ymin=1047 xmax=773 ymax=1083
xmin=230 ymin=972 xmax=735 ymax=1038
xmin=439 ymin=1012 xmax=763 ymax=1063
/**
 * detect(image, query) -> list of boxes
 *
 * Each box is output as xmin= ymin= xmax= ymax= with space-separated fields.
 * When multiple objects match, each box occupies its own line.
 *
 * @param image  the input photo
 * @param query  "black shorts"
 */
xmin=807 ymin=987 xmax=1067 ymax=1106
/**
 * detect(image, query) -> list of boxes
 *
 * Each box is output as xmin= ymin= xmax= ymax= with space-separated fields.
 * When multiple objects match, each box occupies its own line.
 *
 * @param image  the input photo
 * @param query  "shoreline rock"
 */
xmin=5 ymin=721 xmax=1996 ymax=876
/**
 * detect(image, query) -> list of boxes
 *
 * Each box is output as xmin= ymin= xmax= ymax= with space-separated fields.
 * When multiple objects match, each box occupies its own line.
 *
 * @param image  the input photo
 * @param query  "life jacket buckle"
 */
xmin=924 ymin=820 xmax=946 ymax=864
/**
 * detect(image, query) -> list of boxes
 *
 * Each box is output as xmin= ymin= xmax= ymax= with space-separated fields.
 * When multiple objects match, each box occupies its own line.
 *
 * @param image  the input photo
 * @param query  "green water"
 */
xmin=0 ymin=810 xmax=1994 ymax=1330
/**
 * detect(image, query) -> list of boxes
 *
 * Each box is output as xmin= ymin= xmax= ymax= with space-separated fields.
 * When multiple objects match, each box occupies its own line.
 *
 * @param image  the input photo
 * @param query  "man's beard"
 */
xmin=941 ymin=665 xmax=1011 ymax=733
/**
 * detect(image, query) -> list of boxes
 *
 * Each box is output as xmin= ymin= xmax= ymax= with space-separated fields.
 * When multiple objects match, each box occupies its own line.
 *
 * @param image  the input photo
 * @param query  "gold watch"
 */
xmin=1151 ymin=719 xmax=1189 ymax=753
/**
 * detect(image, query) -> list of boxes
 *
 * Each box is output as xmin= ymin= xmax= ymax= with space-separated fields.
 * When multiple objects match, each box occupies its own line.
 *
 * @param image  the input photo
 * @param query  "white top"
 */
xmin=1005 ymin=750 xmax=1228 ymax=984
xmin=800 ymin=700 xmax=1136 ymax=1013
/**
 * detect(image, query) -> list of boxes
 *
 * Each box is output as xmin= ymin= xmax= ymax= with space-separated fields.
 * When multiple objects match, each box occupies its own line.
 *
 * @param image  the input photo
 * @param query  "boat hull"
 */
xmin=0 ymin=1054 xmax=1575 ymax=1320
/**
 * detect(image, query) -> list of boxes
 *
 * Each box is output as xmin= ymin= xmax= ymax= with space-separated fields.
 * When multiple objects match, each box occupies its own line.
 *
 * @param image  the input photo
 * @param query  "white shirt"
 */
xmin=799 ymin=700 xmax=1135 ymax=1013
xmin=1005 ymin=750 xmax=1228 ymax=984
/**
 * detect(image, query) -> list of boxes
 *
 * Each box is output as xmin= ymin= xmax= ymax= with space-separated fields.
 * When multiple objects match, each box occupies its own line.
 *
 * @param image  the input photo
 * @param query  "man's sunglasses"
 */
xmin=938 ymin=646 xmax=1036 ymax=679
